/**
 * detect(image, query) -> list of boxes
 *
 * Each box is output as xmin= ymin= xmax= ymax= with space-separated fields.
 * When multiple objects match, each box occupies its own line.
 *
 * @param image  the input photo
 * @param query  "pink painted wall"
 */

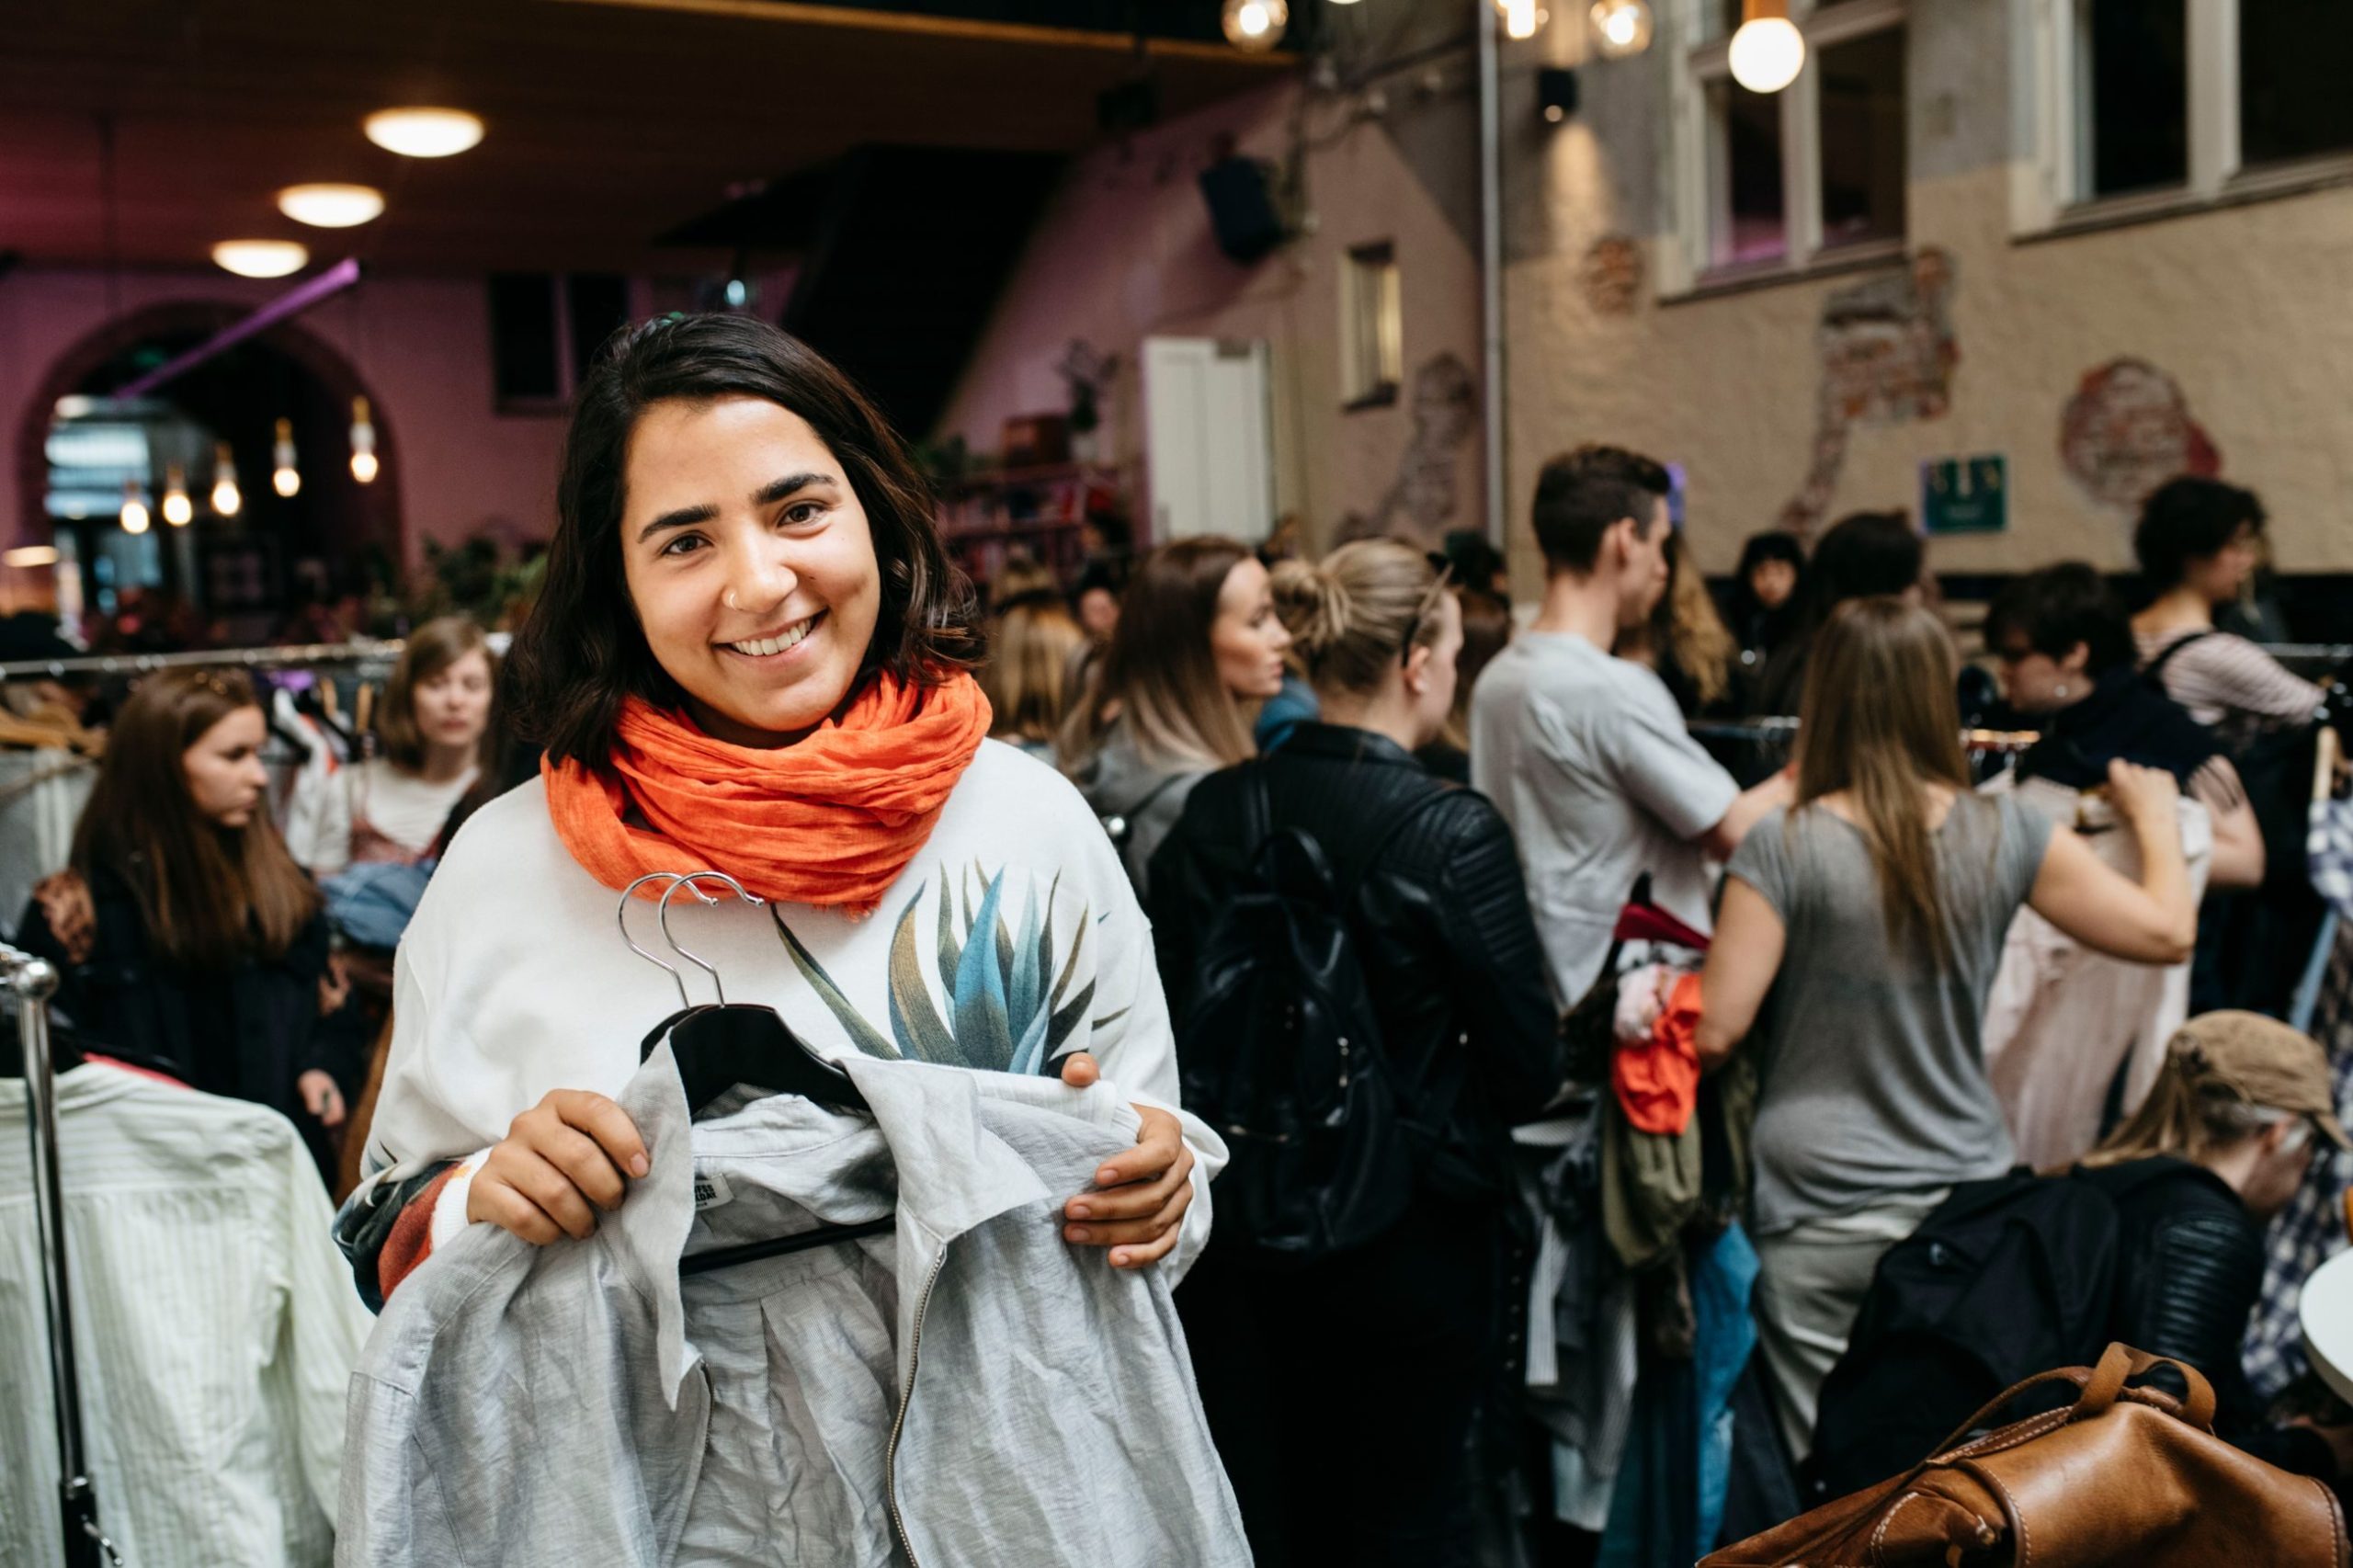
xmin=938 ymin=74 xmax=1484 ymax=551
xmin=0 ymin=266 xmax=568 ymax=562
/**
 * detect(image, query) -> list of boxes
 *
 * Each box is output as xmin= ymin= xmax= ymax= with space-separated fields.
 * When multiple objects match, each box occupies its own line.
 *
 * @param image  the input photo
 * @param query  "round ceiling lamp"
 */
xmin=211 ymin=240 xmax=310 ymax=278
xmin=1729 ymin=0 xmax=1805 ymax=94
xmin=363 ymin=107 xmax=485 ymax=158
xmin=1222 ymin=0 xmax=1288 ymax=51
xmin=278 ymin=182 xmax=385 ymax=228
xmin=1590 ymin=0 xmax=1654 ymax=57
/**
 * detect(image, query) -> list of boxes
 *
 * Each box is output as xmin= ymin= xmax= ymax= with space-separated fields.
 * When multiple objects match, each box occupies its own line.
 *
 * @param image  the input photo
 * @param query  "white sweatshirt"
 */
xmin=358 ymin=739 xmax=1223 ymax=1277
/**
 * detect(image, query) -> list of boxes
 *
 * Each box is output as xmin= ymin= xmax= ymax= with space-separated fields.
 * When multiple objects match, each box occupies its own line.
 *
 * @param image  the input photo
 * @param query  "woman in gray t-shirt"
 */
xmin=1697 ymin=597 xmax=2198 ymax=1462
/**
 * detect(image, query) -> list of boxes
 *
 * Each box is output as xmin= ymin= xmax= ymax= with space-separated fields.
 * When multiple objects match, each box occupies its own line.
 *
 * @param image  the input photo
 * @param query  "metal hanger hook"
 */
xmin=617 ymin=871 xmax=711 ymax=1010
xmin=658 ymin=871 xmax=765 ymax=1006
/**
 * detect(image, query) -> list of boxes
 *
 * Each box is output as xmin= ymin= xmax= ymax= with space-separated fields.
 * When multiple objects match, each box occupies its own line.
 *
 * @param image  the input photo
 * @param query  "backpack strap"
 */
xmin=2143 ymin=629 xmax=2218 ymax=686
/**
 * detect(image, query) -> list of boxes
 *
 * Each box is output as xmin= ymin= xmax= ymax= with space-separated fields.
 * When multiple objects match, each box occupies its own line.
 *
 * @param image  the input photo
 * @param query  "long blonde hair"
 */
xmin=1268 ymin=539 xmax=1447 ymax=699
xmin=1794 ymin=597 xmax=1972 ymax=963
xmin=1662 ymin=532 xmax=1734 ymax=708
xmin=1060 ymin=537 xmax=1258 ymax=770
xmin=981 ymin=594 xmax=1087 ymax=748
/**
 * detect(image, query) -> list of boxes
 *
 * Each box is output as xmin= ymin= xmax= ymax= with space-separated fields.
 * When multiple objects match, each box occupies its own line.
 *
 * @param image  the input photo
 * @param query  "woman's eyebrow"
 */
xmin=636 ymin=504 xmax=717 ymax=543
xmin=754 ymin=472 xmax=833 ymax=506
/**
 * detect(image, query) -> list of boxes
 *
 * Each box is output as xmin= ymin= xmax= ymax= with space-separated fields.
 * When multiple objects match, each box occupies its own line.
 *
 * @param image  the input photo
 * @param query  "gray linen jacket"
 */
xmin=339 ymin=1044 xmax=1249 ymax=1567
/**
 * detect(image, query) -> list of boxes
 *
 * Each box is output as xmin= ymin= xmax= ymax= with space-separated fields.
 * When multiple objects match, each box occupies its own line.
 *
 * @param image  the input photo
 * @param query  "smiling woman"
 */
xmin=336 ymin=314 xmax=1224 ymax=1320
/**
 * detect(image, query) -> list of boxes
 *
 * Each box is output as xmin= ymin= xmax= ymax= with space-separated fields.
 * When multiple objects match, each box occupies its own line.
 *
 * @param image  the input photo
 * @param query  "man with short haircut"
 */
xmin=1472 ymin=446 xmax=1790 ymax=1006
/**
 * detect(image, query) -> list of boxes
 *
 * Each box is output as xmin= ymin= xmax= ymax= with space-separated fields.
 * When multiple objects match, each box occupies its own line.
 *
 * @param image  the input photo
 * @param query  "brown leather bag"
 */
xmin=1704 ymin=1343 xmax=2349 ymax=1567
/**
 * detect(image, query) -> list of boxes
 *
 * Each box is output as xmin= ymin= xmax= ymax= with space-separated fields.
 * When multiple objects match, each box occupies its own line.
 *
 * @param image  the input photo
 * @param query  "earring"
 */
xmin=2054 ymin=683 xmax=2069 ymax=699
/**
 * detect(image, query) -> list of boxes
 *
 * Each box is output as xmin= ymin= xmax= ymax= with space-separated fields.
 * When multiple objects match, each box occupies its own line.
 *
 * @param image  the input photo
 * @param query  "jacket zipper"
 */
xmin=884 ymin=1248 xmax=949 ymax=1567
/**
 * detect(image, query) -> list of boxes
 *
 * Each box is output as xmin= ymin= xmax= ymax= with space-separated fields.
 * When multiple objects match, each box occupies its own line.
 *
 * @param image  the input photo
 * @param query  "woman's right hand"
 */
xmin=465 ymin=1088 xmax=650 ymax=1244
xmin=2104 ymin=758 xmax=2181 ymax=833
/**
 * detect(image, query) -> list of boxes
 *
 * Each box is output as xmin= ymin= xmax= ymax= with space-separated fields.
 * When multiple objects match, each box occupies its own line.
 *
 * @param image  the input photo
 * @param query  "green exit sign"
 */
xmin=1921 ymin=455 xmax=2007 ymax=536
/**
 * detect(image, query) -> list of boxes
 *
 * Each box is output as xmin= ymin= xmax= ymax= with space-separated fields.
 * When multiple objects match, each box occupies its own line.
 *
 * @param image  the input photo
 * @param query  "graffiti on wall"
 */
xmin=1364 ymin=351 xmax=1479 ymax=545
xmin=1582 ymin=234 xmax=1644 ymax=316
xmin=2059 ymin=358 xmax=2220 ymax=510
xmin=1778 ymin=247 xmax=1960 ymax=541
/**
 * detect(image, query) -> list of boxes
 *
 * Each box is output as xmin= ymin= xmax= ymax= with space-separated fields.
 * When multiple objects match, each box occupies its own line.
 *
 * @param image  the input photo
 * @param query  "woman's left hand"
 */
xmin=1056 ymin=1051 xmax=1197 ymax=1269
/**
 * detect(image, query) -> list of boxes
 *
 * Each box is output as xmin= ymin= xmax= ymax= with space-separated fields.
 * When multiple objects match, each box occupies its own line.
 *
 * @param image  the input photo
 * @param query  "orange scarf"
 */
xmin=542 ymin=671 xmax=993 ymax=914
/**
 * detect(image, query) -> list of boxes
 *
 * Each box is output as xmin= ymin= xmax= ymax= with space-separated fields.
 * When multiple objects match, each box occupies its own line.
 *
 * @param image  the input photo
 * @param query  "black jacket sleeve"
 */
xmin=2117 ymin=1196 xmax=2337 ymax=1480
xmin=1424 ymin=795 xmax=1565 ymax=1122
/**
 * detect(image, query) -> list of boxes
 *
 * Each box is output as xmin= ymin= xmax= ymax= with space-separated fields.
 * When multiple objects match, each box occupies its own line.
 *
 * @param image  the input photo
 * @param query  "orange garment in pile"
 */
xmin=542 ymin=672 xmax=992 ymax=916
xmin=1613 ymin=970 xmax=1703 ymax=1137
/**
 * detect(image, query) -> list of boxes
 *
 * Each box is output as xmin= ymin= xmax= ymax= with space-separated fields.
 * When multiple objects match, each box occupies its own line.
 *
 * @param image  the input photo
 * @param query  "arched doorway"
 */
xmin=16 ymin=301 xmax=402 ymax=643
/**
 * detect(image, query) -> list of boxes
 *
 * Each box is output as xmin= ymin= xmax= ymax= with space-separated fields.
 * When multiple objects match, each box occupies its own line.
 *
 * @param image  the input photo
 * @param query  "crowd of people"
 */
xmin=6 ymin=312 xmax=2351 ymax=1567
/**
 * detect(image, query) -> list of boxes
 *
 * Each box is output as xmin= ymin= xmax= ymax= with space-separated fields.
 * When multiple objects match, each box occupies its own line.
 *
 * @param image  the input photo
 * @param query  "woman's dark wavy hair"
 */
xmin=506 ymin=312 xmax=979 ymax=766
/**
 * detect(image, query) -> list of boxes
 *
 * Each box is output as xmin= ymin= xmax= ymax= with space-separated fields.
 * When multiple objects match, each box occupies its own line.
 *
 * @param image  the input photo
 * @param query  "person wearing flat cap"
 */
xmin=2077 ymin=1010 xmax=2353 ymax=1480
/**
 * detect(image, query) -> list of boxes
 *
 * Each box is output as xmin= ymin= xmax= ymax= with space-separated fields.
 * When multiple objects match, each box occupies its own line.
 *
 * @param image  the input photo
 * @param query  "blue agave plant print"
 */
xmin=770 ymin=862 xmax=1125 ymax=1074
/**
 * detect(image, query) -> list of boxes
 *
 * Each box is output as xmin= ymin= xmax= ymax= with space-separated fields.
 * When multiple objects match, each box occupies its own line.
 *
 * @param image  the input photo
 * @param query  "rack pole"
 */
xmin=2 ymin=942 xmax=113 ymax=1567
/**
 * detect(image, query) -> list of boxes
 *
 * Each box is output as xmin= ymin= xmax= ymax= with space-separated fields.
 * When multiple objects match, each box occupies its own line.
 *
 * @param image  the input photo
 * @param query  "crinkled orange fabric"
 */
xmin=1614 ymin=970 xmax=1704 ymax=1137
xmin=542 ymin=671 xmax=992 ymax=915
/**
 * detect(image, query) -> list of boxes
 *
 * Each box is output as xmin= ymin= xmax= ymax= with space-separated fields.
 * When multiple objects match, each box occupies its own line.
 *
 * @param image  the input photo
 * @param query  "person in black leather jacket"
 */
xmin=1147 ymin=539 xmax=1563 ymax=1568
xmin=2075 ymin=1011 xmax=2353 ymax=1481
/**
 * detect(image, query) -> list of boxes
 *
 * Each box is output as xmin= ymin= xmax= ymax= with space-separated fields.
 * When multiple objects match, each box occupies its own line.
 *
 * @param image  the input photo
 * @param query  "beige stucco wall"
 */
xmin=1499 ymin=5 xmax=2353 ymax=595
xmin=1506 ymin=163 xmax=2353 ymax=591
xmin=938 ymin=74 xmax=1487 ymax=551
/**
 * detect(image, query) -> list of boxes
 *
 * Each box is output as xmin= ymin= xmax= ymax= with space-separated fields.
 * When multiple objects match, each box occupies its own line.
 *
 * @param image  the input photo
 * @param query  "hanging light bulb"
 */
xmin=272 ymin=418 xmax=301 ymax=498
xmin=161 ymin=462 xmax=193 ymax=527
xmin=1221 ymin=0 xmax=1287 ymax=51
xmin=348 ymin=396 xmax=380 ymax=483
xmin=1729 ymin=0 xmax=1805 ymax=94
xmin=210 ymin=441 xmax=242 ymax=517
xmin=1589 ymin=0 xmax=1654 ymax=57
xmin=1501 ymin=0 xmax=1542 ymax=41
xmin=119 ymin=479 xmax=151 ymax=536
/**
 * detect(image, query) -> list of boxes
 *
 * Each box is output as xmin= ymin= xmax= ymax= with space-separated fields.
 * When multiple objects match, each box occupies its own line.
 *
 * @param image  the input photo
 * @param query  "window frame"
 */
xmin=2016 ymin=0 xmax=2353 ymax=237
xmin=1664 ymin=0 xmax=1910 ymax=297
xmin=1338 ymin=240 xmax=1404 ymax=412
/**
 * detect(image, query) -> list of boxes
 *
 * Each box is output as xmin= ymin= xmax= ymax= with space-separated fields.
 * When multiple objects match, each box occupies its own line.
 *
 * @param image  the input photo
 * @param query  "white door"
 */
xmin=1142 ymin=336 xmax=1274 ymax=545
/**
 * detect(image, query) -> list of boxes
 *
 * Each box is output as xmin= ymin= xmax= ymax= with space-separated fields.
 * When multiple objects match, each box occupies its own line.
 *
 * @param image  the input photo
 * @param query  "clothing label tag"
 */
xmin=693 ymin=1172 xmax=733 ymax=1211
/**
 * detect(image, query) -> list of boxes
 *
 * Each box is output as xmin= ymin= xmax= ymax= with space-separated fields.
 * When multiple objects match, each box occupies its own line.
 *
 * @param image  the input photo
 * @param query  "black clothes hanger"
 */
xmin=618 ymin=873 xmax=889 ymax=1278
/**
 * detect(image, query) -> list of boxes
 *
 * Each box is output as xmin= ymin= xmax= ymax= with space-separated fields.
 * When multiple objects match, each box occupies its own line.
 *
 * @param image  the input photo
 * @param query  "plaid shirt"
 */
xmin=2245 ymin=918 xmax=2353 ymax=1399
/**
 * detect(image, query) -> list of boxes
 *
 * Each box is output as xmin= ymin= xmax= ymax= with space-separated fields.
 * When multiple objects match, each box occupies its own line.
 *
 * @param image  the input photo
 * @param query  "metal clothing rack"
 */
xmin=1688 ymin=719 xmax=2044 ymax=753
xmin=0 ymin=639 xmax=407 ymax=682
xmin=1 ymin=938 xmax=119 ymax=1567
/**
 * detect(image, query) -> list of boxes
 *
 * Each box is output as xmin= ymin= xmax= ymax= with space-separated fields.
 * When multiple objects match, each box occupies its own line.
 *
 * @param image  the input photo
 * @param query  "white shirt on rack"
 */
xmin=0 ymin=1062 xmax=371 ymax=1568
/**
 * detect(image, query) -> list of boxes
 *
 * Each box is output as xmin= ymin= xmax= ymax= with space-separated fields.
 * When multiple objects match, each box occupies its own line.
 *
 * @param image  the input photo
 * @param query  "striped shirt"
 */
xmin=0 ymin=1062 xmax=371 ymax=1568
xmin=2136 ymin=628 xmax=2325 ymax=744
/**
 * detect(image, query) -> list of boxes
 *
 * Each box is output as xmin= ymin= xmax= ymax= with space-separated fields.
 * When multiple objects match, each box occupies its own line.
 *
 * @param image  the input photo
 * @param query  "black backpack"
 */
xmin=1803 ymin=1171 xmax=2122 ymax=1501
xmin=1174 ymin=764 xmax=1454 ymax=1265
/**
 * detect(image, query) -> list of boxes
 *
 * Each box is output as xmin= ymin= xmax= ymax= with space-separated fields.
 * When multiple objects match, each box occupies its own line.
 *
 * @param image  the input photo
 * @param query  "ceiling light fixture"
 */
xmin=1501 ymin=0 xmax=1544 ymax=41
xmin=272 ymin=418 xmax=301 ymax=499
xmin=364 ymin=108 xmax=484 ymax=158
xmin=278 ymin=183 xmax=385 ymax=228
xmin=1729 ymin=0 xmax=1805 ymax=93
xmin=4 ymin=545 xmax=61 ymax=569
xmin=119 ymin=480 xmax=150 ymax=536
xmin=210 ymin=441 xmax=242 ymax=517
xmin=162 ymin=463 xmax=193 ymax=527
xmin=211 ymin=240 xmax=310 ymax=278
xmin=1221 ymin=0 xmax=1287 ymax=51
xmin=349 ymin=397 xmax=379 ymax=484
xmin=1590 ymin=0 xmax=1654 ymax=57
